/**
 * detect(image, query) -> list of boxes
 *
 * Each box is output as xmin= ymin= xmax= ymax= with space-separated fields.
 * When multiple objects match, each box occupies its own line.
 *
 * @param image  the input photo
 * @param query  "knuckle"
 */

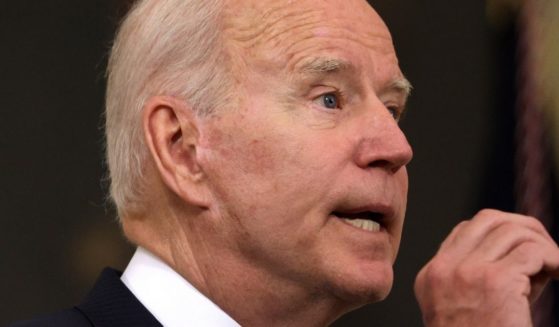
xmin=424 ymin=259 xmax=482 ymax=289
xmin=453 ymin=220 xmax=470 ymax=231
xmin=445 ymin=220 xmax=469 ymax=240
xmin=476 ymin=208 xmax=502 ymax=219
xmin=524 ymin=215 xmax=546 ymax=232
xmin=418 ymin=258 xmax=450 ymax=286
xmin=454 ymin=262 xmax=481 ymax=286
xmin=472 ymin=209 xmax=505 ymax=227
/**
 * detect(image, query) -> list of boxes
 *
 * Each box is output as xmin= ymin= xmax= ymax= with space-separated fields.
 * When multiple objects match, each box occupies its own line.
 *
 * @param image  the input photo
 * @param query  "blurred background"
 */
xmin=1 ymin=0 xmax=558 ymax=326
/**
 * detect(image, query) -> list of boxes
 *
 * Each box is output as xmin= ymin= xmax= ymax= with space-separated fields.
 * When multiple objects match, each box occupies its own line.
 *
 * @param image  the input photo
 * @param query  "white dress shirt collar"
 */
xmin=121 ymin=247 xmax=241 ymax=327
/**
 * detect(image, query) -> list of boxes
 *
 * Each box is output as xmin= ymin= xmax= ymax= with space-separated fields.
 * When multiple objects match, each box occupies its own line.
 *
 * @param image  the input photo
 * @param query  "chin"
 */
xmin=329 ymin=261 xmax=394 ymax=309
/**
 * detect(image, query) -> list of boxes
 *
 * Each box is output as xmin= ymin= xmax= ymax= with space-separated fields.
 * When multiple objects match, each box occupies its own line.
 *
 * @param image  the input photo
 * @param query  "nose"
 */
xmin=353 ymin=107 xmax=413 ymax=173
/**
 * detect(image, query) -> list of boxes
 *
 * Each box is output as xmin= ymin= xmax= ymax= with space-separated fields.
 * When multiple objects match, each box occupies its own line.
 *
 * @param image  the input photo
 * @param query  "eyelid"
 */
xmin=387 ymin=106 xmax=400 ymax=120
xmin=308 ymin=85 xmax=338 ymax=97
xmin=310 ymin=86 xmax=346 ymax=110
xmin=385 ymin=103 xmax=406 ymax=122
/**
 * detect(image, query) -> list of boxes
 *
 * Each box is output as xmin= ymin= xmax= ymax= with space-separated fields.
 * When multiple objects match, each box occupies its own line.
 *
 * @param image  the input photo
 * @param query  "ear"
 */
xmin=142 ymin=96 xmax=210 ymax=208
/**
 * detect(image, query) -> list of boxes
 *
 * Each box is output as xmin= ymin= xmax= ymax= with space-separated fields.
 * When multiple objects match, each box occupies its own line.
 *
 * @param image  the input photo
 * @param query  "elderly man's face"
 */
xmin=197 ymin=0 xmax=412 ymax=305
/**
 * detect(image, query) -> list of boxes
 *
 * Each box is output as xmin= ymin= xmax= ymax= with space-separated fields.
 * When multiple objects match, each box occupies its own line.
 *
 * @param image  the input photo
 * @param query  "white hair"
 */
xmin=105 ymin=0 xmax=230 ymax=218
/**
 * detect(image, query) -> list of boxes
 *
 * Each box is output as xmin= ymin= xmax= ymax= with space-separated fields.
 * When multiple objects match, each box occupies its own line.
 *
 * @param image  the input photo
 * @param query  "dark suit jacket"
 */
xmin=10 ymin=268 xmax=163 ymax=327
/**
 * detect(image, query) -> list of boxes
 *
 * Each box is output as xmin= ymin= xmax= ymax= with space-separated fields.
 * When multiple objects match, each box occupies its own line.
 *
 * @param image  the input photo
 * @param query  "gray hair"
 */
xmin=105 ymin=0 xmax=230 ymax=217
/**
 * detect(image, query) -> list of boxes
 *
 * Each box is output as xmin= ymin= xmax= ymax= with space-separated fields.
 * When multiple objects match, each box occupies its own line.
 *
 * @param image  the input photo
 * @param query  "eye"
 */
xmin=313 ymin=92 xmax=341 ymax=110
xmin=387 ymin=106 xmax=401 ymax=121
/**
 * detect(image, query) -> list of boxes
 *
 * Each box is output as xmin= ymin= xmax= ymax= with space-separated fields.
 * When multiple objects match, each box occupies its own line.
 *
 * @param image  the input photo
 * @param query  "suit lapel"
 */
xmin=77 ymin=268 xmax=162 ymax=327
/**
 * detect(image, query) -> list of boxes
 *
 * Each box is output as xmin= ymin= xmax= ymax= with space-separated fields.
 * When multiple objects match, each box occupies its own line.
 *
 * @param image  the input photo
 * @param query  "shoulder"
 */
xmin=77 ymin=268 xmax=162 ymax=326
xmin=10 ymin=268 xmax=161 ymax=327
xmin=8 ymin=308 xmax=91 ymax=327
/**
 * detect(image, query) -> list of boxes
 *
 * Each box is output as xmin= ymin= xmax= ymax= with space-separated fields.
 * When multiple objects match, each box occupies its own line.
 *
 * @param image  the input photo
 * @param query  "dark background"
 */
xmin=1 ymin=1 xmax=542 ymax=326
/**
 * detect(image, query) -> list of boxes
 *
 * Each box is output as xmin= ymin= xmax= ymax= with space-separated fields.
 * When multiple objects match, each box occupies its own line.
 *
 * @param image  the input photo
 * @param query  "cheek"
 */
xmin=199 ymin=125 xmax=329 ymax=251
xmin=241 ymin=138 xmax=282 ymax=176
xmin=199 ymin=106 xmax=353 ymax=218
xmin=223 ymin=137 xmax=282 ymax=182
xmin=202 ymin=109 xmax=284 ymax=172
xmin=201 ymin=122 xmax=297 ymax=204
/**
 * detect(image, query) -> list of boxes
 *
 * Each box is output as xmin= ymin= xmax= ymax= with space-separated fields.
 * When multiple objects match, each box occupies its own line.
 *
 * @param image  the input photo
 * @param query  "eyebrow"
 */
xmin=298 ymin=57 xmax=352 ymax=75
xmin=298 ymin=56 xmax=413 ymax=96
xmin=389 ymin=77 xmax=413 ymax=99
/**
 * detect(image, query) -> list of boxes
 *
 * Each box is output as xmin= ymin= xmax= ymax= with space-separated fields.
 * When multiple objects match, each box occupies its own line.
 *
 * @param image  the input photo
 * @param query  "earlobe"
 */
xmin=143 ymin=96 xmax=209 ymax=208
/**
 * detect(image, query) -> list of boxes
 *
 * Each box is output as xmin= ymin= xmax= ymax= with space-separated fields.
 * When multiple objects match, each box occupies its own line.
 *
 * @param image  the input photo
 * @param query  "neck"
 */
xmin=125 ymin=209 xmax=354 ymax=326
xmin=186 ymin=251 xmax=350 ymax=326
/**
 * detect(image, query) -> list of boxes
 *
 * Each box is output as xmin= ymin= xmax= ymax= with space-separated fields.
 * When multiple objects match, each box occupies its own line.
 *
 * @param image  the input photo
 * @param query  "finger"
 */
xmin=499 ymin=240 xmax=559 ymax=278
xmin=472 ymin=221 xmax=557 ymax=262
xmin=439 ymin=209 xmax=507 ymax=254
xmin=440 ymin=209 xmax=552 ymax=257
xmin=497 ymin=241 xmax=559 ymax=304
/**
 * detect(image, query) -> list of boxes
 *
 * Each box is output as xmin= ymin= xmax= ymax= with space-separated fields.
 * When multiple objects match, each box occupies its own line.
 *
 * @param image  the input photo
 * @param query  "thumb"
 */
xmin=529 ymin=272 xmax=549 ymax=304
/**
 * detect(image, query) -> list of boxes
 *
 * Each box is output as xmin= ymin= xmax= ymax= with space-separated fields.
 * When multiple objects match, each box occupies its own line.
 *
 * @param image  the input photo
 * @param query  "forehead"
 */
xmin=224 ymin=0 xmax=398 ymax=72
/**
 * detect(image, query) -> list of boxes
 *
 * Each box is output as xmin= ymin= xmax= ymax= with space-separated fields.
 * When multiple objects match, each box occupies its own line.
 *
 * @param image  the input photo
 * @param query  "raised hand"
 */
xmin=415 ymin=209 xmax=559 ymax=327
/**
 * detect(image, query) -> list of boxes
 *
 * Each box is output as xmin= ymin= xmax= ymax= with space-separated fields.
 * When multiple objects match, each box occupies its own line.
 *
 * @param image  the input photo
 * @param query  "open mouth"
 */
xmin=332 ymin=211 xmax=384 ymax=232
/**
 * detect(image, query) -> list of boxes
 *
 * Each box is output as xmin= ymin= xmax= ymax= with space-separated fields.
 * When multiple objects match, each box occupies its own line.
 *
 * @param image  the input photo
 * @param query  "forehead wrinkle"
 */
xmin=256 ymin=8 xmax=321 ymax=47
xmin=261 ymin=18 xmax=321 ymax=51
xmin=282 ymin=29 xmax=396 ymax=72
xmin=325 ymin=27 xmax=395 ymax=54
xmin=225 ymin=2 xmax=397 ymax=75
xmin=225 ymin=3 xmax=319 ymax=51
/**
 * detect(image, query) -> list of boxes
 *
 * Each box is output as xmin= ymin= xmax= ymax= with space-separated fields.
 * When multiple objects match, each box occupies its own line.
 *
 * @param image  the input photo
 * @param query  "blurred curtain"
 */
xmin=486 ymin=0 xmax=559 ymax=326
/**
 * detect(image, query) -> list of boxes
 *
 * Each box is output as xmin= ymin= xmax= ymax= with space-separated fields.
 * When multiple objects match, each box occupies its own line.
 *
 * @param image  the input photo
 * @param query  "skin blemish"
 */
xmin=313 ymin=27 xmax=330 ymax=37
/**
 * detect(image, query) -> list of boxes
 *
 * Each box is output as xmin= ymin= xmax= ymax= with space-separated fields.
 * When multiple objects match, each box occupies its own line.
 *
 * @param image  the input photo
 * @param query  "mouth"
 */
xmin=331 ymin=211 xmax=385 ymax=232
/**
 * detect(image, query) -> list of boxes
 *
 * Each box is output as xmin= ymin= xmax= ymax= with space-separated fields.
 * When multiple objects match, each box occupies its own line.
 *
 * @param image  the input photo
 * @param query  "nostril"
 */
xmin=368 ymin=159 xmax=391 ymax=169
xmin=368 ymin=158 xmax=409 ymax=174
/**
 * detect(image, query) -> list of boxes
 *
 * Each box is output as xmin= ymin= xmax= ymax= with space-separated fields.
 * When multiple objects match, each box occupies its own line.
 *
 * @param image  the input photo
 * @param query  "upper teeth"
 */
xmin=342 ymin=218 xmax=380 ymax=232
